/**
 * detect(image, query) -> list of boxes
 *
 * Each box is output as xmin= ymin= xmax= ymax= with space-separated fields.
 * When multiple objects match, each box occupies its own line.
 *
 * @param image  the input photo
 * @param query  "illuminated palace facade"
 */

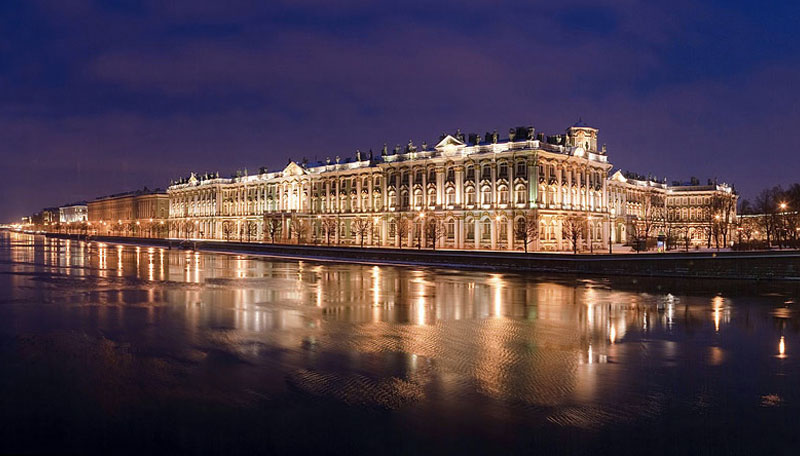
xmin=607 ymin=171 xmax=737 ymax=246
xmin=88 ymin=188 xmax=170 ymax=237
xmin=168 ymin=122 xmax=735 ymax=250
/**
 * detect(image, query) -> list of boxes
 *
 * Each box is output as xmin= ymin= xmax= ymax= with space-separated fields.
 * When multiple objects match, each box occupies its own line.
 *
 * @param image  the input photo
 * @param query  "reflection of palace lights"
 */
xmin=712 ymin=296 xmax=723 ymax=332
xmin=779 ymin=336 xmax=786 ymax=359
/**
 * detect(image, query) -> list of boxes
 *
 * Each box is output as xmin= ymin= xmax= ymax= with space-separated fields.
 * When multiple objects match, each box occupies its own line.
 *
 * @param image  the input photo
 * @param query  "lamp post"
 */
xmin=315 ymin=214 xmax=321 ymax=245
xmin=779 ymin=202 xmax=788 ymax=248
xmin=714 ymin=214 xmax=721 ymax=251
xmin=608 ymin=207 xmax=615 ymax=254
xmin=496 ymin=215 xmax=502 ymax=250
xmin=418 ymin=211 xmax=425 ymax=249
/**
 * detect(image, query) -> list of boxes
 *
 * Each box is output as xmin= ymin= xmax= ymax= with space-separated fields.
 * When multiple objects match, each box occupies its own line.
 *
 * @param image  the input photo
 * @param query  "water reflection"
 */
xmin=2 ymin=230 xmax=800 ymax=453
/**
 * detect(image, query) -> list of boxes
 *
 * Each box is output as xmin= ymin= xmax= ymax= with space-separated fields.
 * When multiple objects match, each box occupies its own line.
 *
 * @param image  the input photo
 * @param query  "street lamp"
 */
xmin=418 ymin=211 xmax=425 ymax=249
xmin=779 ymin=203 xmax=789 ymax=248
xmin=608 ymin=207 xmax=616 ymax=254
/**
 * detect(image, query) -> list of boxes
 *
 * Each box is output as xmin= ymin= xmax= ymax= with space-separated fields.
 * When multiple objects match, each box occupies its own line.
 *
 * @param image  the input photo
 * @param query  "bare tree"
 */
xmin=754 ymin=187 xmax=782 ymax=247
xmin=679 ymin=225 xmax=692 ymax=252
xmin=562 ymin=215 xmax=586 ymax=254
xmin=636 ymin=192 xmax=663 ymax=251
xmin=184 ymin=221 xmax=196 ymax=239
xmin=246 ymin=220 xmax=258 ymax=242
xmin=351 ymin=217 xmax=372 ymax=248
xmin=664 ymin=205 xmax=680 ymax=251
xmin=425 ymin=215 xmax=447 ymax=251
xmin=320 ymin=217 xmax=337 ymax=246
xmin=290 ymin=218 xmax=308 ymax=244
xmin=394 ymin=215 xmax=410 ymax=248
xmin=513 ymin=212 xmax=539 ymax=253
xmin=739 ymin=216 xmax=756 ymax=244
xmin=733 ymin=214 xmax=756 ymax=248
xmin=222 ymin=220 xmax=234 ymax=241
xmin=711 ymin=194 xmax=735 ymax=249
xmin=126 ymin=221 xmax=137 ymax=237
xmin=264 ymin=217 xmax=281 ymax=244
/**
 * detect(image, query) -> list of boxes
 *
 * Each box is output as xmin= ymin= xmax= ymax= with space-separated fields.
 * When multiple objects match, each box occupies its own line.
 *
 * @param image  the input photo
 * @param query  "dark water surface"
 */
xmin=1 ymin=232 xmax=799 ymax=455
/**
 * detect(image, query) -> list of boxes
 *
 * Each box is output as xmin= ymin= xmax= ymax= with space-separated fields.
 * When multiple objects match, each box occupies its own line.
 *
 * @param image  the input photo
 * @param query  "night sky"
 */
xmin=1 ymin=0 xmax=799 ymax=221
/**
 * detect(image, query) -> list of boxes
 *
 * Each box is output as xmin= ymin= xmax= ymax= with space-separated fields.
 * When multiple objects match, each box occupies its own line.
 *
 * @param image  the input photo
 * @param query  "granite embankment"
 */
xmin=39 ymin=232 xmax=800 ymax=281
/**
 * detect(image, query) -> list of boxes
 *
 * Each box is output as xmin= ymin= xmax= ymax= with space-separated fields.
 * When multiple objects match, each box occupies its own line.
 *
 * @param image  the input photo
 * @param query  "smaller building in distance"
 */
xmin=87 ymin=187 xmax=169 ymax=237
xmin=608 ymin=171 xmax=737 ymax=249
xmin=59 ymin=202 xmax=88 ymax=224
xmin=29 ymin=207 xmax=61 ymax=230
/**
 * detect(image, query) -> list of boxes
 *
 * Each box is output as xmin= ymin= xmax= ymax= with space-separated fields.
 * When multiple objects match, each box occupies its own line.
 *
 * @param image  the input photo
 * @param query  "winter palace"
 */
xmin=166 ymin=121 xmax=737 ymax=251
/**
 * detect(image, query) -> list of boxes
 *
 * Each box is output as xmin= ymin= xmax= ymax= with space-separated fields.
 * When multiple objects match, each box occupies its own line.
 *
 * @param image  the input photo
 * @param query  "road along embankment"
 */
xmin=40 ymin=232 xmax=800 ymax=281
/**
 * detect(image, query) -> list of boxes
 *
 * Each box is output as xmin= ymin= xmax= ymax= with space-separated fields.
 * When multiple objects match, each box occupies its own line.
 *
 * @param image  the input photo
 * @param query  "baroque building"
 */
xmin=608 ymin=171 xmax=737 ymax=248
xmin=87 ymin=188 xmax=169 ymax=237
xmin=167 ymin=121 xmax=736 ymax=251
xmin=59 ymin=202 xmax=88 ymax=224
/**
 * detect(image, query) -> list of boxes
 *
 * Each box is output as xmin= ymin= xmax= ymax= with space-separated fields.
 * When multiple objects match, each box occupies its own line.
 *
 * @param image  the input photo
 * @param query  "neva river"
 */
xmin=1 ymin=231 xmax=799 ymax=455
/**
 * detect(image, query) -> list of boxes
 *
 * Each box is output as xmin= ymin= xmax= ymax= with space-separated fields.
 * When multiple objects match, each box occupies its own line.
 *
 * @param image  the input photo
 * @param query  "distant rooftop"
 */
xmin=93 ymin=187 xmax=166 ymax=202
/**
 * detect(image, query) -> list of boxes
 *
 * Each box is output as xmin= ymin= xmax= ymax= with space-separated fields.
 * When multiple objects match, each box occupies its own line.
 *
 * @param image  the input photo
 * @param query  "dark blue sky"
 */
xmin=1 ymin=0 xmax=799 ymax=221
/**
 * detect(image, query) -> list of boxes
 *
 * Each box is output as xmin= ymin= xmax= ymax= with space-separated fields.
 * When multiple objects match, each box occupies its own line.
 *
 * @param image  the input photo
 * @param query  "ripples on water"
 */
xmin=0 ymin=232 xmax=799 ymax=455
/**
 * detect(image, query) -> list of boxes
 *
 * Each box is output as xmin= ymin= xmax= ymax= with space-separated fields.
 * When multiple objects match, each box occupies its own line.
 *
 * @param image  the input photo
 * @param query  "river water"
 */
xmin=0 ymin=231 xmax=799 ymax=455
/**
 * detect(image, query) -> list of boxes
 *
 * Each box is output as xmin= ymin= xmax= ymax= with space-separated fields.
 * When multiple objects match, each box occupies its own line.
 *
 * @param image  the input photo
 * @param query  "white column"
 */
xmin=455 ymin=167 xmax=463 ymax=205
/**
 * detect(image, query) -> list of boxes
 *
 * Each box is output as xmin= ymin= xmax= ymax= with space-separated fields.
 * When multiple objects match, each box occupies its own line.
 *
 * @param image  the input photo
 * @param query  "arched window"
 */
xmin=446 ymin=168 xmax=455 ymax=182
xmin=465 ymin=187 xmax=476 ymax=205
xmin=498 ymin=163 xmax=508 ymax=179
xmin=481 ymin=219 xmax=491 ymax=241
xmin=516 ymin=161 xmax=527 ymax=178
xmin=481 ymin=187 xmax=492 ymax=205
xmin=446 ymin=219 xmax=455 ymax=240
xmin=414 ymin=189 xmax=423 ymax=207
xmin=482 ymin=165 xmax=491 ymax=181
xmin=466 ymin=166 xmax=475 ymax=180
xmin=446 ymin=187 xmax=455 ymax=206
xmin=515 ymin=186 xmax=527 ymax=205
xmin=427 ymin=189 xmax=436 ymax=207
xmin=498 ymin=186 xmax=509 ymax=205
